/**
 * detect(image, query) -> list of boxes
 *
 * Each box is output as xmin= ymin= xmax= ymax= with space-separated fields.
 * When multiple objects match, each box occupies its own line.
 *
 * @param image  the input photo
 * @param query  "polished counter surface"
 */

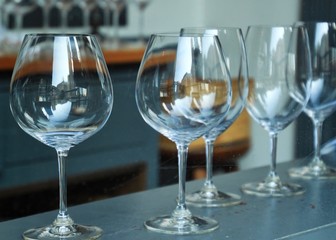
xmin=0 ymin=47 xmax=145 ymax=71
xmin=0 ymin=159 xmax=335 ymax=239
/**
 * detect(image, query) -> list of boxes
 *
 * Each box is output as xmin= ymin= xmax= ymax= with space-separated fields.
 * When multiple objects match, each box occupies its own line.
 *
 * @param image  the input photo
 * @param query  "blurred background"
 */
xmin=0 ymin=0 xmax=335 ymax=221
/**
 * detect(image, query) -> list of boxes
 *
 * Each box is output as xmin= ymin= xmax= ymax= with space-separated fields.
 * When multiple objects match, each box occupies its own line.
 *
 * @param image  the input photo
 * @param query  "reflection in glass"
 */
xmin=289 ymin=22 xmax=336 ymax=179
xmin=136 ymin=33 xmax=232 ymax=234
xmin=181 ymin=27 xmax=248 ymax=207
xmin=10 ymin=33 xmax=113 ymax=239
xmin=241 ymin=25 xmax=312 ymax=197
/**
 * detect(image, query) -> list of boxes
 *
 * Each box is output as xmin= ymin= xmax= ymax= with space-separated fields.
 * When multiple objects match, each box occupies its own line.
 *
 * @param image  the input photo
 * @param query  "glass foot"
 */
xmin=23 ymin=223 xmax=103 ymax=239
xmin=186 ymin=190 xmax=242 ymax=207
xmin=241 ymin=181 xmax=305 ymax=197
xmin=144 ymin=215 xmax=218 ymax=235
xmin=288 ymin=164 xmax=336 ymax=180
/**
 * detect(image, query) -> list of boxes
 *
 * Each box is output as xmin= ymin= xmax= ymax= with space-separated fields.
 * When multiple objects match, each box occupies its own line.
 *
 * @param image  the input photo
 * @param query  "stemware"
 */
xmin=136 ymin=33 xmax=232 ymax=234
xmin=37 ymin=0 xmax=56 ymax=28
xmin=99 ymin=0 xmax=126 ymax=48
xmin=241 ymin=25 xmax=312 ymax=197
xmin=56 ymin=0 xmax=74 ymax=28
xmin=130 ymin=0 xmax=151 ymax=44
xmin=5 ymin=0 xmax=37 ymax=30
xmin=76 ymin=0 xmax=98 ymax=29
xmin=181 ymin=27 xmax=248 ymax=207
xmin=288 ymin=22 xmax=336 ymax=179
xmin=10 ymin=34 xmax=113 ymax=239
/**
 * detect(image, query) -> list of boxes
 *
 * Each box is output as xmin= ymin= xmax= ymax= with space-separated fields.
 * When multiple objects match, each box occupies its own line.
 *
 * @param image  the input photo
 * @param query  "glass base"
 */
xmin=186 ymin=190 xmax=242 ymax=207
xmin=241 ymin=181 xmax=305 ymax=197
xmin=23 ymin=223 xmax=103 ymax=240
xmin=144 ymin=215 xmax=218 ymax=235
xmin=288 ymin=164 xmax=336 ymax=180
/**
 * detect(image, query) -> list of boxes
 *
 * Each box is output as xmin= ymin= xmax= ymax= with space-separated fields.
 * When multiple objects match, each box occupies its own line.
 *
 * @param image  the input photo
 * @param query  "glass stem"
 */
xmin=43 ymin=7 xmax=50 ymax=28
xmin=138 ymin=9 xmax=144 ymax=42
xmin=312 ymin=119 xmax=323 ymax=164
xmin=268 ymin=132 xmax=278 ymax=179
xmin=83 ymin=10 xmax=90 ymax=28
xmin=172 ymin=143 xmax=191 ymax=219
xmin=103 ymin=7 xmax=110 ymax=26
xmin=204 ymin=138 xmax=215 ymax=187
xmin=61 ymin=10 xmax=67 ymax=28
xmin=113 ymin=8 xmax=120 ymax=43
xmin=57 ymin=149 xmax=70 ymax=220
xmin=16 ymin=14 xmax=23 ymax=30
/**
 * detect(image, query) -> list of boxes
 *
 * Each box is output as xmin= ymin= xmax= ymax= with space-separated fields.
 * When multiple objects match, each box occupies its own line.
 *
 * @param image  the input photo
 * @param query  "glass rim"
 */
xmin=181 ymin=26 xmax=243 ymax=31
xmin=295 ymin=21 xmax=336 ymax=28
xmin=23 ymin=33 xmax=96 ymax=38
xmin=296 ymin=20 xmax=336 ymax=25
xmin=149 ymin=32 xmax=225 ymax=38
xmin=246 ymin=24 xmax=305 ymax=30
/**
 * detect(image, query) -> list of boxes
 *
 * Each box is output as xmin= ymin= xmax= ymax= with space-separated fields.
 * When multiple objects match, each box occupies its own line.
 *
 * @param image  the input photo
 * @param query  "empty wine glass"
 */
xmin=241 ymin=25 xmax=312 ymax=197
xmin=56 ymin=0 xmax=74 ymax=29
xmin=181 ymin=27 xmax=248 ymax=207
xmin=6 ymin=0 xmax=37 ymax=30
xmin=99 ymin=0 xmax=126 ymax=48
xmin=37 ymin=0 xmax=56 ymax=28
xmin=129 ymin=0 xmax=151 ymax=44
xmin=10 ymin=33 xmax=113 ymax=239
xmin=288 ymin=22 xmax=336 ymax=179
xmin=136 ymin=33 xmax=232 ymax=234
xmin=76 ymin=0 xmax=97 ymax=29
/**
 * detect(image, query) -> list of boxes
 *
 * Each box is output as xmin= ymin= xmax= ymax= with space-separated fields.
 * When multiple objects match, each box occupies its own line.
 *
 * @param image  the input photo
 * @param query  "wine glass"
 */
xmin=10 ymin=33 xmax=113 ymax=239
xmin=99 ymin=0 xmax=126 ymax=49
xmin=0 ymin=0 xmax=5 ymax=29
xmin=5 ymin=0 xmax=37 ymax=30
xmin=241 ymin=25 xmax=312 ymax=197
xmin=288 ymin=22 xmax=336 ymax=179
xmin=129 ymin=0 xmax=151 ymax=44
xmin=136 ymin=33 xmax=232 ymax=234
xmin=37 ymin=0 xmax=56 ymax=28
xmin=181 ymin=27 xmax=248 ymax=207
xmin=56 ymin=0 xmax=74 ymax=29
xmin=76 ymin=0 xmax=98 ymax=29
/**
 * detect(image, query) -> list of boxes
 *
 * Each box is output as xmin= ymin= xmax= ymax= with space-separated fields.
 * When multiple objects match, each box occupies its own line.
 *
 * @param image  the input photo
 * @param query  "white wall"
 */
xmin=123 ymin=0 xmax=302 ymax=170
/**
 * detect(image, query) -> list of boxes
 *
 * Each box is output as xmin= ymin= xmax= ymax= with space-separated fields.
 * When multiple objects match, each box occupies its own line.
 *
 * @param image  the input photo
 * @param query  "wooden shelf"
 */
xmin=103 ymin=47 xmax=145 ymax=65
xmin=0 ymin=55 xmax=17 ymax=71
xmin=0 ymin=47 xmax=145 ymax=72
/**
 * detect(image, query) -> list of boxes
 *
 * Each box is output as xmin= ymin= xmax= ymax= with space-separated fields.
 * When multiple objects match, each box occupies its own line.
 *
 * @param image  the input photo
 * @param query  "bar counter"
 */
xmin=0 ymin=159 xmax=336 ymax=239
xmin=0 ymin=47 xmax=145 ymax=71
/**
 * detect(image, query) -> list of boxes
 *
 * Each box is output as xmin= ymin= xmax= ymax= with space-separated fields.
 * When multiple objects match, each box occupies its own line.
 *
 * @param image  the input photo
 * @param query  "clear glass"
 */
xmin=76 ymin=0 xmax=97 ymax=28
xmin=136 ymin=33 xmax=232 ymax=234
xmin=0 ymin=0 xmax=5 ymax=29
xmin=37 ymin=0 xmax=56 ymax=28
xmin=10 ymin=34 xmax=113 ymax=239
xmin=100 ymin=0 xmax=126 ymax=49
xmin=181 ymin=27 xmax=248 ymax=207
xmin=56 ymin=0 xmax=74 ymax=28
xmin=129 ymin=0 xmax=151 ymax=44
xmin=5 ymin=0 xmax=37 ymax=30
xmin=288 ymin=22 xmax=336 ymax=179
xmin=241 ymin=25 xmax=312 ymax=197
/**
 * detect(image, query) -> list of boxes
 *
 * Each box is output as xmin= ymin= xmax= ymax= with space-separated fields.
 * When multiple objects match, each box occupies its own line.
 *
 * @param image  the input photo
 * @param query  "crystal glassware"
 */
xmin=56 ymin=0 xmax=74 ymax=28
xmin=37 ymin=0 xmax=56 ymax=28
xmin=76 ymin=0 xmax=97 ymax=29
xmin=99 ymin=0 xmax=126 ymax=49
xmin=181 ymin=27 xmax=248 ymax=207
xmin=5 ymin=0 xmax=37 ymax=30
xmin=10 ymin=33 xmax=113 ymax=239
xmin=288 ymin=22 xmax=336 ymax=179
xmin=129 ymin=0 xmax=151 ymax=44
xmin=241 ymin=25 xmax=312 ymax=197
xmin=136 ymin=33 xmax=232 ymax=234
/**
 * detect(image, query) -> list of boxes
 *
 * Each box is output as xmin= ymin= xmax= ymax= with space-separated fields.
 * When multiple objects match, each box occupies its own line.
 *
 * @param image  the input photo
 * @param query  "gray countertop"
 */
xmin=1 ymin=160 xmax=336 ymax=239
